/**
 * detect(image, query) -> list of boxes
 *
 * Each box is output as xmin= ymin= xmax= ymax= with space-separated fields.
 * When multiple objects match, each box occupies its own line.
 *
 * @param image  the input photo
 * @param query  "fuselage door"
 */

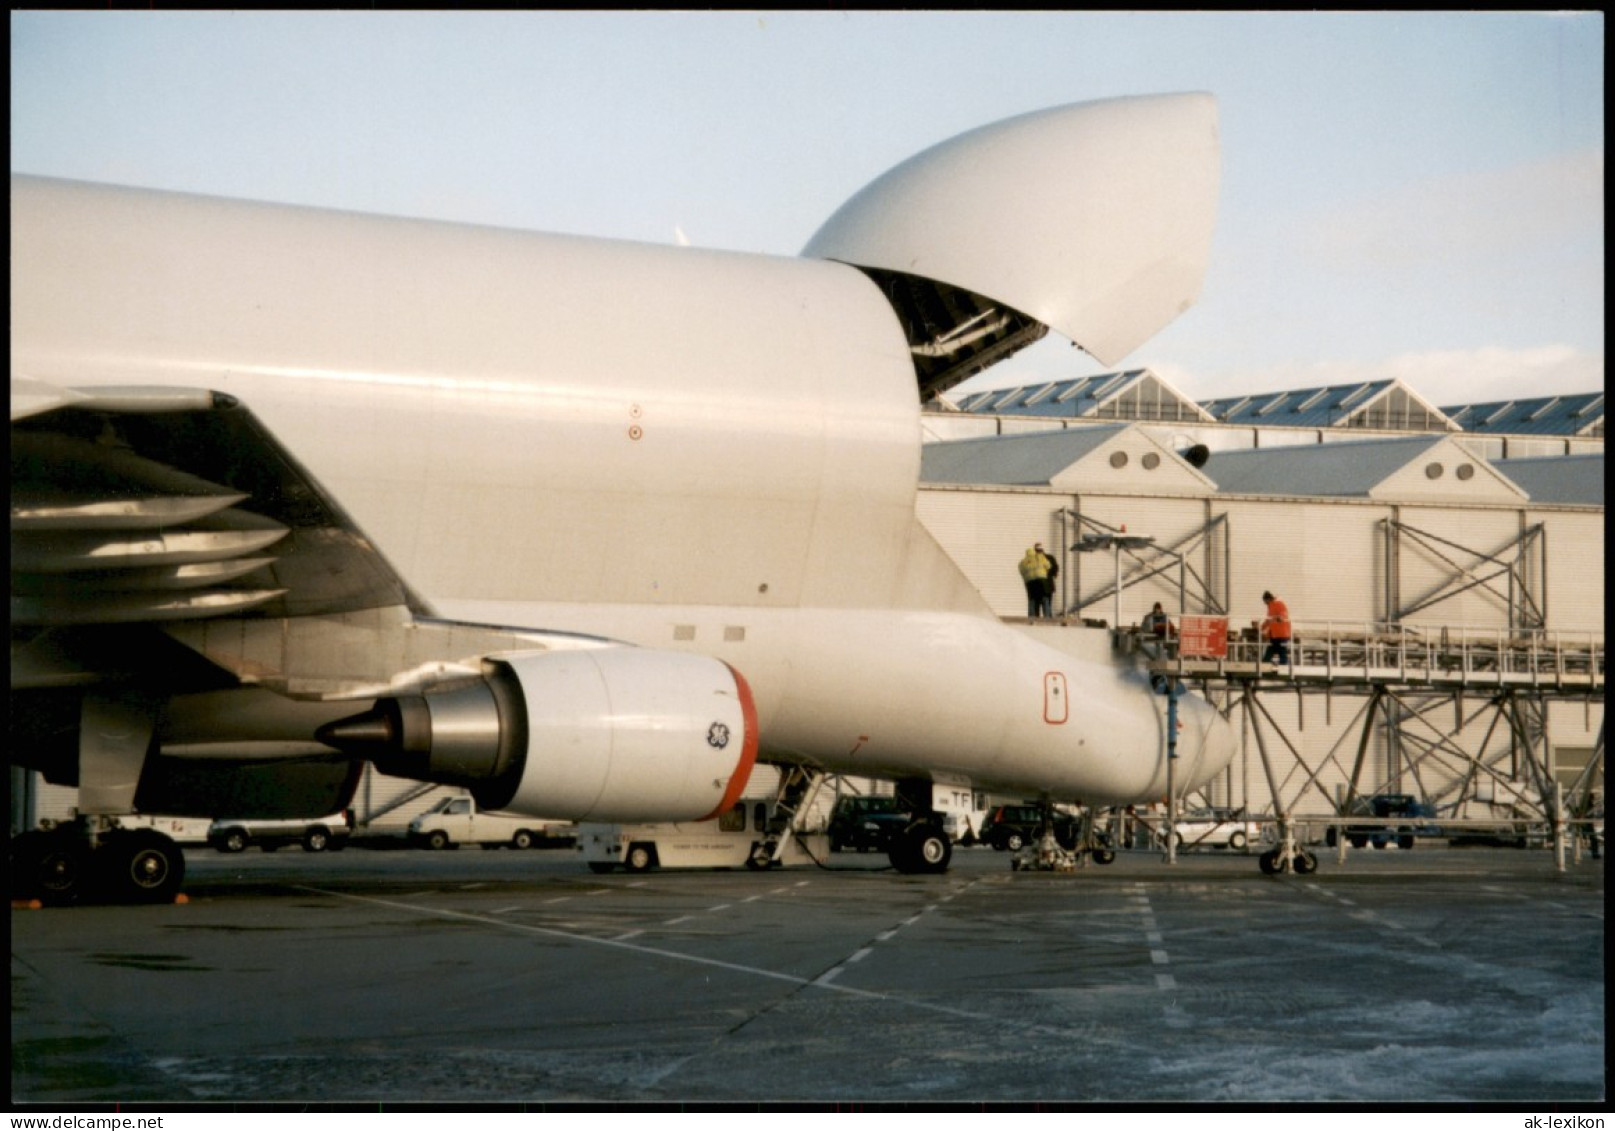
xmin=1043 ymin=672 xmax=1069 ymax=725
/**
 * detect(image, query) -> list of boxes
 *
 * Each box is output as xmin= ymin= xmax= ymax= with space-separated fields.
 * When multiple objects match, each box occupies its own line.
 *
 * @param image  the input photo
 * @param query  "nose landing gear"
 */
xmin=1257 ymin=822 xmax=1317 ymax=875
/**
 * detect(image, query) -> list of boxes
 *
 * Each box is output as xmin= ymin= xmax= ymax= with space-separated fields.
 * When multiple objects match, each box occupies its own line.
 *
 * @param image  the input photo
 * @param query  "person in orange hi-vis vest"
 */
xmin=1260 ymin=590 xmax=1291 ymax=666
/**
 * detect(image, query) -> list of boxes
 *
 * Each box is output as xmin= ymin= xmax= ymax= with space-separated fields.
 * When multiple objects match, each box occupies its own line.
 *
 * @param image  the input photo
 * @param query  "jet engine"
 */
xmin=319 ymin=647 xmax=758 ymax=823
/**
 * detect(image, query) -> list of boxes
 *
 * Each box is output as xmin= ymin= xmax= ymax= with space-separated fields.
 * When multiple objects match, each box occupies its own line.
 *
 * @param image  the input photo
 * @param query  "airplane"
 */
xmin=10 ymin=92 xmax=1234 ymax=903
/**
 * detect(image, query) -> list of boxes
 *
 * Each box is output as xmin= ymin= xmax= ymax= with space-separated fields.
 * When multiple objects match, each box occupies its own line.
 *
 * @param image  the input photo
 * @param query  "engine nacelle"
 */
xmin=318 ymin=648 xmax=758 ymax=822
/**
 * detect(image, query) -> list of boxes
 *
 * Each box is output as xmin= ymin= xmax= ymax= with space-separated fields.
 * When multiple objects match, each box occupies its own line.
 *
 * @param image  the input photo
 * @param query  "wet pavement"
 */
xmin=10 ymin=842 xmax=1604 ymax=1104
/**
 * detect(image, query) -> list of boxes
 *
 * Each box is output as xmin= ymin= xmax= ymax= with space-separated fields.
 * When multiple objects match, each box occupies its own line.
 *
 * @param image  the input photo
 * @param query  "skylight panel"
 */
xmin=1024 ymin=382 xmax=1060 ymax=406
xmin=1525 ymin=397 xmax=1561 ymax=422
xmin=1254 ymin=391 xmax=1290 ymax=417
xmin=1337 ymin=382 xmax=1377 ymax=408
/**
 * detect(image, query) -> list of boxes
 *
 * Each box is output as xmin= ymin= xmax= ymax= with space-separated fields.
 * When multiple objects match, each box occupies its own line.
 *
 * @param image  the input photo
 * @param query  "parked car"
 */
xmin=1327 ymin=793 xmax=1440 ymax=850
xmin=209 ymin=812 xmax=353 ymax=853
xmin=407 ymin=794 xmax=571 ymax=850
xmin=980 ymin=804 xmax=1079 ymax=851
xmin=1168 ymin=807 xmax=1262 ymax=851
xmin=827 ymin=796 xmax=911 ymax=852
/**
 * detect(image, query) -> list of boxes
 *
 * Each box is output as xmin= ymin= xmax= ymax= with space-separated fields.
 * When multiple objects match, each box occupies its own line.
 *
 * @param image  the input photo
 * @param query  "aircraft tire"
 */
xmin=896 ymin=823 xmax=951 ymax=874
xmin=32 ymin=834 xmax=89 ymax=906
xmin=103 ymin=830 xmax=185 ymax=904
xmin=1258 ymin=848 xmax=1282 ymax=875
xmin=1294 ymin=850 xmax=1319 ymax=875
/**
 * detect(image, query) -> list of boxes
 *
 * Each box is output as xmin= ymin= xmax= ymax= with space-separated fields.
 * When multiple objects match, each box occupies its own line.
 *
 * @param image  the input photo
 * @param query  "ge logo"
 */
xmin=707 ymin=722 xmax=730 ymax=749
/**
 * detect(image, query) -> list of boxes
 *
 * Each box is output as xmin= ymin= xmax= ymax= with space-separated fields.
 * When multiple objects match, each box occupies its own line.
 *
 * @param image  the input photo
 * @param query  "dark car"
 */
xmin=981 ymin=804 xmax=1079 ymax=851
xmin=1327 ymin=793 xmax=1440 ymax=850
xmin=828 ymin=796 xmax=911 ymax=852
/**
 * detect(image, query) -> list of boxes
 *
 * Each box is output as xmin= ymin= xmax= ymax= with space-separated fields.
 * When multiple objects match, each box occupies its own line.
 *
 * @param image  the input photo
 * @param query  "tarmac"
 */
xmin=10 ymin=841 xmax=1604 ymax=1105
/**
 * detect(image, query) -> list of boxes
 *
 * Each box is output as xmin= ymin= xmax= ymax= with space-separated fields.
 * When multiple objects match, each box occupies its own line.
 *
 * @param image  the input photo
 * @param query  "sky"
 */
xmin=10 ymin=10 xmax=1604 ymax=408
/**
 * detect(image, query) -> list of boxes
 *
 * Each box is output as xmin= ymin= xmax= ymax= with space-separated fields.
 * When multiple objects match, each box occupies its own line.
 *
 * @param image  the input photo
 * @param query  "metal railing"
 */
xmin=1143 ymin=619 xmax=1604 ymax=689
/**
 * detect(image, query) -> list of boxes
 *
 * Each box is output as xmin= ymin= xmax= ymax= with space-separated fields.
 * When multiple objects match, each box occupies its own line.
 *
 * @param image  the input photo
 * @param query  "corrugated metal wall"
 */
xmin=919 ymin=478 xmax=1603 ymax=819
xmin=915 ymin=489 xmax=1069 ymax=616
xmin=1531 ymin=510 xmax=1604 ymax=633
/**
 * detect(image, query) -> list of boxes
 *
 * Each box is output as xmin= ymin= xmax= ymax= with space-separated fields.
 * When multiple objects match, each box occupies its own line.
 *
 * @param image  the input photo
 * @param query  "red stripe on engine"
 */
xmin=697 ymin=663 xmax=760 ymax=821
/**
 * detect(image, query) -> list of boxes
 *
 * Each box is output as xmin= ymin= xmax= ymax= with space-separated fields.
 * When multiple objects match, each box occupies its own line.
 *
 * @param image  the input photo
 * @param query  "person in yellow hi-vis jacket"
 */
xmin=1018 ymin=544 xmax=1053 ymax=618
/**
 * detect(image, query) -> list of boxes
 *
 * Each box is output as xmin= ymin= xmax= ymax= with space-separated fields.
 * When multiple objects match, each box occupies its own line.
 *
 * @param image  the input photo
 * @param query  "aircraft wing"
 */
xmin=12 ymin=379 xmax=427 ymax=642
xmin=10 ymin=379 xmax=760 ymax=828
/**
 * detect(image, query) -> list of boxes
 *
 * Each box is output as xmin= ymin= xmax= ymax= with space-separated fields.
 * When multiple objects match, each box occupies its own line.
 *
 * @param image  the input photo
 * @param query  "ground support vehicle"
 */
xmin=209 ymin=812 xmax=353 ymax=853
xmin=406 ymin=795 xmax=572 ymax=850
xmin=827 ymin=795 xmax=911 ymax=853
xmin=578 ymin=798 xmax=829 ymax=872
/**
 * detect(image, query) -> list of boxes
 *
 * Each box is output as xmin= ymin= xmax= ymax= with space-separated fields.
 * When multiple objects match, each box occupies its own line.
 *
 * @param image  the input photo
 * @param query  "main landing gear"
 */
xmin=10 ymin=819 xmax=186 ymax=906
xmin=888 ymin=820 xmax=952 ymax=874
xmin=877 ymin=777 xmax=954 ymax=875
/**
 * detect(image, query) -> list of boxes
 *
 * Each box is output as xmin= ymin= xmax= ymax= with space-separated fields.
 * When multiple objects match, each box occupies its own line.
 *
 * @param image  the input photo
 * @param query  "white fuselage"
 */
xmin=11 ymin=174 xmax=1236 ymax=804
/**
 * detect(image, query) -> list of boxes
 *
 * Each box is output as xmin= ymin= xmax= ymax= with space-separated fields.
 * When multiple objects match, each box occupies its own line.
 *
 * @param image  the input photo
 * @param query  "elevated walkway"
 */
xmin=1140 ymin=621 xmax=1602 ymax=694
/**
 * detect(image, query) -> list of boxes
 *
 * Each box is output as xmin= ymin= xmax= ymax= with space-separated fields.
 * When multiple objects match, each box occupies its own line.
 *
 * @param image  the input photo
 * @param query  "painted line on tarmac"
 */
xmin=1302 ymin=882 xmax=1440 ymax=949
xmin=1133 ymin=883 xmax=1178 ymax=993
xmin=799 ymin=877 xmax=985 ymax=992
xmin=299 ymin=884 xmax=1017 ymax=1028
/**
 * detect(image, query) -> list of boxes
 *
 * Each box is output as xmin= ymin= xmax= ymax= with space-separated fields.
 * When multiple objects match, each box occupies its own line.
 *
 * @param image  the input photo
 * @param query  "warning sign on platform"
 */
xmin=1178 ymin=616 xmax=1229 ymax=659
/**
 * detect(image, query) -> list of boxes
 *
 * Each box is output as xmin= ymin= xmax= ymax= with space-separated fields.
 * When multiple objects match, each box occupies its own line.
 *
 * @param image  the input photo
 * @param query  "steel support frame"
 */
xmin=1063 ymin=508 xmax=1229 ymax=620
xmin=1384 ymin=518 xmax=1547 ymax=631
xmin=1187 ymin=676 xmax=1601 ymax=872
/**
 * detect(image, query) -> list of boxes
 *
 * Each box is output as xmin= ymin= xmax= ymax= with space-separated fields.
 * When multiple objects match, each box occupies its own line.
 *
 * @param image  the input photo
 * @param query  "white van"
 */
xmin=577 ymin=799 xmax=828 ymax=873
xmin=407 ymin=794 xmax=572 ymax=850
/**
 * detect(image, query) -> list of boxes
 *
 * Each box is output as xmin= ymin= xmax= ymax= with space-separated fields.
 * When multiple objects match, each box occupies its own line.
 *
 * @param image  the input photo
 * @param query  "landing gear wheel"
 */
xmin=1293 ymin=849 xmax=1319 ymax=875
xmin=12 ymin=832 xmax=89 ymax=905
xmin=35 ymin=838 xmax=89 ymax=905
xmin=1258 ymin=847 xmax=1282 ymax=875
xmin=1092 ymin=847 xmax=1117 ymax=865
xmin=891 ymin=823 xmax=951 ymax=874
xmin=624 ymin=844 xmax=654 ymax=873
xmin=104 ymin=831 xmax=185 ymax=904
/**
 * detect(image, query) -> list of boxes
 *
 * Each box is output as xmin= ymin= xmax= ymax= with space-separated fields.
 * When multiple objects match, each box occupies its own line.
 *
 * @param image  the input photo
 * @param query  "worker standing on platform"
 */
xmin=1145 ymin=602 xmax=1173 ymax=639
xmin=1260 ymin=590 xmax=1291 ymax=666
xmin=1018 ymin=544 xmax=1053 ymax=619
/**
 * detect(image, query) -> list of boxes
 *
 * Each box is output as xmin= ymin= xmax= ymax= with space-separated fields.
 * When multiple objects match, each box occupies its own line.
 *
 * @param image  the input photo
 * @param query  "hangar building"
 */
xmin=919 ymin=375 xmax=1603 ymax=844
